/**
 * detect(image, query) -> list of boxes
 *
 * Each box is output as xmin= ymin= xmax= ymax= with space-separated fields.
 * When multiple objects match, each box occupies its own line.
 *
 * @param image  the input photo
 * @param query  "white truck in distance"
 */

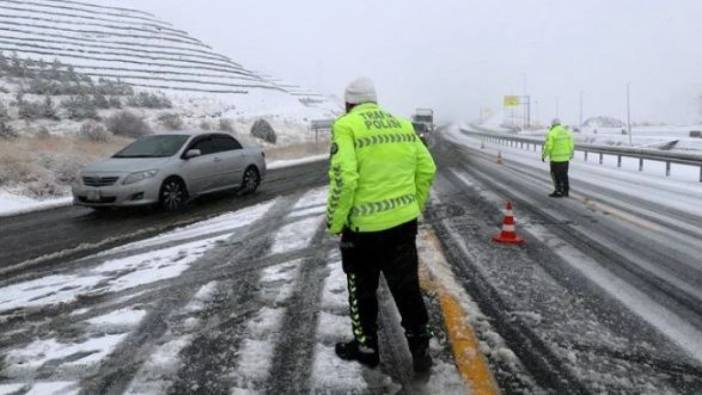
xmin=413 ymin=108 xmax=435 ymax=133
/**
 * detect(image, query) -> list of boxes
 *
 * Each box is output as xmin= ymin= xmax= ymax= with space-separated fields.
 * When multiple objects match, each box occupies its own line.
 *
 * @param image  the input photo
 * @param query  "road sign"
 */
xmin=310 ymin=119 xmax=334 ymax=130
xmin=504 ymin=95 xmax=520 ymax=107
xmin=310 ymin=119 xmax=335 ymax=143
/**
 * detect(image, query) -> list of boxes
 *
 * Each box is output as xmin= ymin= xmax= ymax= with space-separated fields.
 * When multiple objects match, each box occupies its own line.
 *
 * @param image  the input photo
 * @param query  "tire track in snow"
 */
xmin=431 ymin=137 xmax=702 ymax=392
xmin=429 ymin=148 xmax=590 ymax=394
xmin=440 ymin=169 xmax=702 ymax=391
xmin=309 ymin=252 xmax=398 ymax=394
xmin=0 ymin=236 xmax=337 ymax=346
xmin=266 ymin=223 xmax=330 ymax=394
xmin=77 ymin=195 xmax=300 ymax=394
xmin=166 ymin=193 xmax=326 ymax=393
xmin=306 ymin=241 xmax=465 ymax=394
xmin=455 ymin=156 xmax=702 ymax=334
xmin=375 ymin=276 xmax=419 ymax=394
xmin=430 ymin=217 xmax=589 ymax=395
xmin=374 ymin=274 xmax=465 ymax=395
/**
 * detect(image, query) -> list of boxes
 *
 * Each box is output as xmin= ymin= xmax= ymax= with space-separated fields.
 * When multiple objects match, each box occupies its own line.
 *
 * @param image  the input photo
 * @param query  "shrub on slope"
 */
xmin=127 ymin=92 xmax=172 ymax=109
xmin=0 ymin=100 xmax=8 ymax=120
xmin=0 ymin=121 xmax=17 ymax=139
xmin=79 ymin=121 xmax=112 ymax=142
xmin=219 ymin=118 xmax=235 ymax=133
xmin=158 ymin=112 xmax=184 ymax=130
xmin=16 ymin=93 xmax=59 ymax=121
xmin=107 ymin=111 xmax=152 ymax=138
xmin=0 ymin=135 xmax=131 ymax=198
xmin=62 ymin=94 xmax=99 ymax=120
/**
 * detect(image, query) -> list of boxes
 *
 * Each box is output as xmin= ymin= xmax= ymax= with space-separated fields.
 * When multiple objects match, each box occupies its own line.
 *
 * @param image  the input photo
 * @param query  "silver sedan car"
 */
xmin=73 ymin=131 xmax=266 ymax=210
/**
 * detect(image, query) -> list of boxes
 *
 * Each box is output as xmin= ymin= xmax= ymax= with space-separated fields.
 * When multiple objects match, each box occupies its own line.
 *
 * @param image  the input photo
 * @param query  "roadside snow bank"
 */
xmin=267 ymin=154 xmax=328 ymax=170
xmin=0 ymin=192 xmax=73 ymax=218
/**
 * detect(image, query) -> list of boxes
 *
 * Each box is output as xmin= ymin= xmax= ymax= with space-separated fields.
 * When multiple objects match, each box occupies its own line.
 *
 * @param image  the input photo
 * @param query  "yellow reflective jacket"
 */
xmin=542 ymin=124 xmax=575 ymax=162
xmin=326 ymin=103 xmax=437 ymax=234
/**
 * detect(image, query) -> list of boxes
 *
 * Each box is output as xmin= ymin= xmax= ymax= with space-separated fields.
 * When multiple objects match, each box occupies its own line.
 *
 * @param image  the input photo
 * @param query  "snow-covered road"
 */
xmin=430 ymin=126 xmax=702 ymax=393
xmin=3 ymin=127 xmax=702 ymax=394
xmin=0 ymin=186 xmax=466 ymax=394
xmin=0 ymin=160 xmax=330 ymax=275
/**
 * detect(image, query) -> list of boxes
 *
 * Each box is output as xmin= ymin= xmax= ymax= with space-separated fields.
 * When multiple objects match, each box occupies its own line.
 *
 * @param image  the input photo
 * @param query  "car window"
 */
xmin=114 ymin=135 xmax=189 ymax=158
xmin=214 ymin=135 xmax=243 ymax=151
xmin=190 ymin=136 xmax=219 ymax=155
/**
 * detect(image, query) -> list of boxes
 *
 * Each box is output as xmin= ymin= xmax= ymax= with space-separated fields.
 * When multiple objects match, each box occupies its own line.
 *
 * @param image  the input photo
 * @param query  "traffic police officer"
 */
xmin=542 ymin=119 xmax=575 ymax=197
xmin=327 ymin=78 xmax=437 ymax=373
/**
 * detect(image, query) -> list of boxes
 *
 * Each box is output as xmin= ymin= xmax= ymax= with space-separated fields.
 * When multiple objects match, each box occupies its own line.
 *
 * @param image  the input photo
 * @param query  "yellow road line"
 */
xmin=418 ymin=228 xmax=501 ymax=395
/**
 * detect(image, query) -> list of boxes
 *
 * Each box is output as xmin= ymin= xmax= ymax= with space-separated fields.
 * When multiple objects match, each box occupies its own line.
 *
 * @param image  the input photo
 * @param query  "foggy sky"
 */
xmin=119 ymin=0 xmax=702 ymax=125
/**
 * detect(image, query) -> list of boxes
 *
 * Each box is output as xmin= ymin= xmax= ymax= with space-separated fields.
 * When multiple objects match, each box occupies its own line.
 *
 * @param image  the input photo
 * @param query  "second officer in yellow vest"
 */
xmin=327 ymin=77 xmax=437 ymax=373
xmin=542 ymin=118 xmax=575 ymax=197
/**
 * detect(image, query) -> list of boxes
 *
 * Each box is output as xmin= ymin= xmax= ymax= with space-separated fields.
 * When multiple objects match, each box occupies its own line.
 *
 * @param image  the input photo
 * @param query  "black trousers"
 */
xmin=550 ymin=161 xmax=570 ymax=195
xmin=340 ymin=220 xmax=429 ymax=349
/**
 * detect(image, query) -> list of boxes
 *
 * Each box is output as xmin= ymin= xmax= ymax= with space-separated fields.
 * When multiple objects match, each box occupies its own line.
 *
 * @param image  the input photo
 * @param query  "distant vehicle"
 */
xmin=72 ymin=132 xmax=266 ymax=211
xmin=412 ymin=108 xmax=435 ymax=133
xmin=412 ymin=122 xmax=429 ymax=145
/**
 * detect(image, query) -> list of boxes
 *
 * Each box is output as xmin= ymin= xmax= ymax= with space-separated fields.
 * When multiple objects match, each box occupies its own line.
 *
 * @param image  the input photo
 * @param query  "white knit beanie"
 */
xmin=344 ymin=77 xmax=378 ymax=105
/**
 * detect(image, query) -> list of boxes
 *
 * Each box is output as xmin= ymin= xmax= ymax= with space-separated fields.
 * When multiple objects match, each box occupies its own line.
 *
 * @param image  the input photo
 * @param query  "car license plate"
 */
xmin=87 ymin=190 xmax=101 ymax=202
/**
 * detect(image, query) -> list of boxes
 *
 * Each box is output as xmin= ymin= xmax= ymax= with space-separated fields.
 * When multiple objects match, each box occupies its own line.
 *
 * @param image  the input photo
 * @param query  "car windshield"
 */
xmin=113 ymin=135 xmax=190 ymax=158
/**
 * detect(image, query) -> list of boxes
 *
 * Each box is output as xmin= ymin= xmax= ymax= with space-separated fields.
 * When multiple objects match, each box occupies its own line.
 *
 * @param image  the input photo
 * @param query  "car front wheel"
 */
xmin=160 ymin=178 xmax=188 ymax=211
xmin=239 ymin=167 xmax=260 ymax=195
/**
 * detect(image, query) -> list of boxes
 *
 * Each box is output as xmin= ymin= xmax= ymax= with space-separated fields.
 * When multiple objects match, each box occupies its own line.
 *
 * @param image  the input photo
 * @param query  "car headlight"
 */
xmin=123 ymin=169 xmax=159 ymax=185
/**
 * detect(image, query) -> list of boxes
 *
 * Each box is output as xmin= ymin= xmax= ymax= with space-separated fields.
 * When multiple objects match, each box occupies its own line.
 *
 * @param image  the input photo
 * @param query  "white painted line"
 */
xmin=267 ymin=154 xmax=328 ymax=170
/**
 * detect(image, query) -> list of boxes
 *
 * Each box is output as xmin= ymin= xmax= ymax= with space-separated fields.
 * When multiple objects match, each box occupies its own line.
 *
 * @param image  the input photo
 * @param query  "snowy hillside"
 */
xmin=0 ymin=0 xmax=341 ymax=204
xmin=0 ymin=0 xmax=339 ymax=125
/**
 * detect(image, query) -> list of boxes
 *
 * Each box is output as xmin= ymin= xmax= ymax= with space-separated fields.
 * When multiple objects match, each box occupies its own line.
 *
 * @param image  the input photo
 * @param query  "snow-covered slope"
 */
xmin=0 ymin=0 xmax=339 ymax=120
xmin=0 ymin=0 xmax=340 ymax=202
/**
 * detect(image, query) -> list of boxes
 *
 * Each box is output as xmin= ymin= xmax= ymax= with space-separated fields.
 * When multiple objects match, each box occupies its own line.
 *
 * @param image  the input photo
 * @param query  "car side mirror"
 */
xmin=184 ymin=149 xmax=202 ymax=159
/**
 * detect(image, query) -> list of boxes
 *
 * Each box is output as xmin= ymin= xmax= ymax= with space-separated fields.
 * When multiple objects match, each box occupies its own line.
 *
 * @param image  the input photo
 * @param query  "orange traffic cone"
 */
xmin=493 ymin=202 xmax=525 ymax=245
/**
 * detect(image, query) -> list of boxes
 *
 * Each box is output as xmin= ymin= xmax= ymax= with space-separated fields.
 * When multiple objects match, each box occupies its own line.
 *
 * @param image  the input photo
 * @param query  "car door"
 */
xmin=212 ymin=134 xmax=246 ymax=188
xmin=181 ymin=135 xmax=220 ymax=194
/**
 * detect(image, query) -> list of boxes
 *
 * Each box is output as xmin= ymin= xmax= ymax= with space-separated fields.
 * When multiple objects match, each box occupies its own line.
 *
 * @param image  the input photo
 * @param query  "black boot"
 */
xmin=335 ymin=339 xmax=379 ymax=368
xmin=407 ymin=333 xmax=432 ymax=373
xmin=549 ymin=191 xmax=563 ymax=198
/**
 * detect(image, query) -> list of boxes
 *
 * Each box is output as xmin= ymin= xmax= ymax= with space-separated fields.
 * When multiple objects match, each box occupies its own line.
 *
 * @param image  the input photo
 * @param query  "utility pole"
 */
xmin=579 ymin=90 xmax=584 ymax=126
xmin=626 ymin=83 xmax=632 ymax=145
xmin=522 ymin=72 xmax=530 ymax=129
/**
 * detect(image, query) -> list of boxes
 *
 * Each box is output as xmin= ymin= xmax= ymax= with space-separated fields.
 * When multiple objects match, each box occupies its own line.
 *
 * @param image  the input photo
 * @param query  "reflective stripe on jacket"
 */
xmin=326 ymin=103 xmax=437 ymax=234
xmin=542 ymin=124 xmax=575 ymax=162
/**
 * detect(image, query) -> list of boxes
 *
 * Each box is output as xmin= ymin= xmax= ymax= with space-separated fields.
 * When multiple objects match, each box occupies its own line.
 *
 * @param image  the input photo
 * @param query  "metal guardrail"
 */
xmin=461 ymin=128 xmax=702 ymax=182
